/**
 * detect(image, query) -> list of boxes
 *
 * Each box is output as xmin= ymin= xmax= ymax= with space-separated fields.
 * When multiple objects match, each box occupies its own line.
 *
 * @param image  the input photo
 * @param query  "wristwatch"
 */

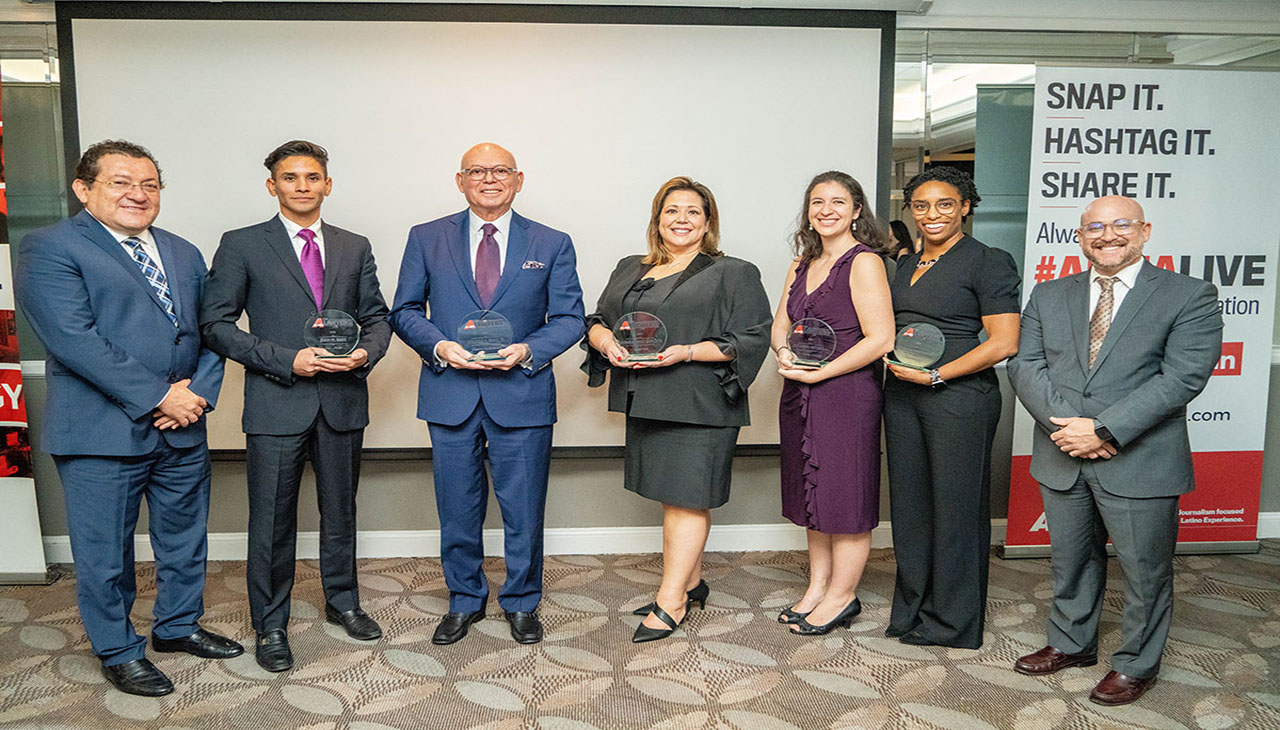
xmin=1093 ymin=419 xmax=1118 ymax=446
xmin=928 ymin=368 xmax=946 ymax=388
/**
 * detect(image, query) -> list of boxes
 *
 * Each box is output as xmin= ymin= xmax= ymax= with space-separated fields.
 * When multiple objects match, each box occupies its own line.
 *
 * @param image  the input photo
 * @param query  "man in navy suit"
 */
xmin=390 ymin=142 xmax=584 ymax=645
xmin=16 ymin=140 xmax=241 ymax=697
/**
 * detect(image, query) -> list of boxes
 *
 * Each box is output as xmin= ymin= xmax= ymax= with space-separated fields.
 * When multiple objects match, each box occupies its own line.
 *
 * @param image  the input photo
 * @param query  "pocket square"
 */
xmin=521 ymin=260 xmax=546 ymax=270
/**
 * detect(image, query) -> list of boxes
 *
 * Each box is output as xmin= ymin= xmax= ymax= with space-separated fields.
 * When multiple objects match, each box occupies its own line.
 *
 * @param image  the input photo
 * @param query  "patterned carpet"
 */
xmin=1 ymin=543 xmax=1279 ymax=730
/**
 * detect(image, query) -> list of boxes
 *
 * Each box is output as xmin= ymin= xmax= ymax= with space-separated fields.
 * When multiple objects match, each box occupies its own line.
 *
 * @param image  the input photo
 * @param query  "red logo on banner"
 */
xmin=0 ymin=368 xmax=26 ymax=423
xmin=1214 ymin=342 xmax=1243 ymax=376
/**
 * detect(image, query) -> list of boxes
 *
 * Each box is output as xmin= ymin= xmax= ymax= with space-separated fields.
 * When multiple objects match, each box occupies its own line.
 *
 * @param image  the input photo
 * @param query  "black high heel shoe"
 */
xmin=632 ymin=604 xmax=685 ymax=643
xmin=631 ymin=580 xmax=709 ymax=616
xmin=777 ymin=606 xmax=812 ymax=624
xmin=789 ymin=598 xmax=862 ymax=636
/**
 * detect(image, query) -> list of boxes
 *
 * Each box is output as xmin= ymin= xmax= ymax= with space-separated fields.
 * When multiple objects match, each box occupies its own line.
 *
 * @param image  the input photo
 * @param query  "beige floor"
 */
xmin=2 ymin=544 xmax=1279 ymax=729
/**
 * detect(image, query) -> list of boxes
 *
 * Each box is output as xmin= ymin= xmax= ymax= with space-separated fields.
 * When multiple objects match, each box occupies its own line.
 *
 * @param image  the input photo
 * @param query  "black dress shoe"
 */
xmin=506 ymin=612 xmax=543 ymax=644
xmin=325 ymin=605 xmax=383 ymax=641
xmin=789 ymin=598 xmax=862 ymax=636
xmin=255 ymin=629 xmax=293 ymax=672
xmin=777 ymin=606 xmax=811 ymax=625
xmin=101 ymin=658 xmax=174 ymax=697
xmin=152 ymin=627 xmax=245 ymax=659
xmin=631 ymin=580 xmax=711 ymax=616
xmin=633 ymin=604 xmax=685 ymax=643
xmin=432 ymin=610 xmax=485 ymax=645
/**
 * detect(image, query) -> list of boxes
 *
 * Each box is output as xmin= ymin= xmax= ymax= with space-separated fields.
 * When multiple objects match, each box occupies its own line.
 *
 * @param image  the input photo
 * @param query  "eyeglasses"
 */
xmin=909 ymin=199 xmax=959 ymax=215
xmin=95 ymin=179 xmax=163 ymax=195
xmin=460 ymin=166 xmax=518 ymax=181
xmin=1080 ymin=219 xmax=1144 ymax=238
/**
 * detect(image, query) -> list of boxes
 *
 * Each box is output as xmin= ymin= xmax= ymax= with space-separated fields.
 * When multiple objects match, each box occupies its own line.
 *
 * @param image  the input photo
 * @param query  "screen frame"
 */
xmin=54 ymin=1 xmax=896 ymax=458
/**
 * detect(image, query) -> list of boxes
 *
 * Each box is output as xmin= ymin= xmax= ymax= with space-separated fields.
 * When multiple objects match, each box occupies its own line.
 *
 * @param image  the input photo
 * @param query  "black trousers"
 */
xmin=246 ymin=410 xmax=363 ymax=634
xmin=883 ymin=373 xmax=1001 ymax=649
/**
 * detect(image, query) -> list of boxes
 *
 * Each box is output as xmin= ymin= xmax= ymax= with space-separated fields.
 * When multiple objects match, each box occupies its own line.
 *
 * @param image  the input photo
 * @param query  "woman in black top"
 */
xmin=582 ymin=177 xmax=772 ymax=643
xmin=883 ymin=167 xmax=1021 ymax=649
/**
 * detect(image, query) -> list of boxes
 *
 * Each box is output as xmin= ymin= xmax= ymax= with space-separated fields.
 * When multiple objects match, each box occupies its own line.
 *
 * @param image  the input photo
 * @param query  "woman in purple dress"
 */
xmin=772 ymin=171 xmax=895 ymax=635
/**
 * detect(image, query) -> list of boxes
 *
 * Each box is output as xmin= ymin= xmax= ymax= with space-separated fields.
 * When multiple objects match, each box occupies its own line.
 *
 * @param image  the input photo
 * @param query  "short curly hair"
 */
xmin=902 ymin=166 xmax=980 ymax=220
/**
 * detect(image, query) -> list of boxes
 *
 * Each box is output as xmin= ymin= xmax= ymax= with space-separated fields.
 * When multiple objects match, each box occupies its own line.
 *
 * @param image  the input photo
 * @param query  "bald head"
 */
xmin=1081 ymin=195 xmax=1144 ymax=227
xmin=1077 ymin=195 xmax=1151 ymax=276
xmin=460 ymin=143 xmax=517 ymax=171
xmin=456 ymin=142 xmax=524 ymax=221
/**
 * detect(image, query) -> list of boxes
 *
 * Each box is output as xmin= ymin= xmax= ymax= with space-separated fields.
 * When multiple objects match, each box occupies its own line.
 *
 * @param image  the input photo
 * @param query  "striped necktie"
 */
xmin=1088 ymin=276 xmax=1117 ymax=367
xmin=124 ymin=236 xmax=178 ymax=327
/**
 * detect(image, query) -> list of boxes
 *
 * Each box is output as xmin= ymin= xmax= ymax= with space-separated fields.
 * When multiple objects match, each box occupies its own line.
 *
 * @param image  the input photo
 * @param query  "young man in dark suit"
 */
xmin=17 ymin=140 xmax=240 ymax=697
xmin=200 ymin=141 xmax=390 ymax=672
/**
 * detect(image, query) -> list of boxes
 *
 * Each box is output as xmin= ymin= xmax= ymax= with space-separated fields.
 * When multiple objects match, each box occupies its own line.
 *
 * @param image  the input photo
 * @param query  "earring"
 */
xmin=851 ymin=220 xmax=858 ymax=231
xmin=807 ymin=224 xmax=814 ymax=231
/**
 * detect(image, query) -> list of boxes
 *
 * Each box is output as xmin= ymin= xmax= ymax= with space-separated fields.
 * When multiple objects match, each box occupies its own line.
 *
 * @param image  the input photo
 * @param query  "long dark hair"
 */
xmin=791 ymin=171 xmax=890 ymax=263
xmin=888 ymin=220 xmax=914 ymax=257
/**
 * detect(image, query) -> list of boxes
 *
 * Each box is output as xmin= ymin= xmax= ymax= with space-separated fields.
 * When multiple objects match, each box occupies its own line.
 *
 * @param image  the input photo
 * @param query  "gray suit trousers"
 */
xmin=1040 ymin=462 xmax=1178 ymax=678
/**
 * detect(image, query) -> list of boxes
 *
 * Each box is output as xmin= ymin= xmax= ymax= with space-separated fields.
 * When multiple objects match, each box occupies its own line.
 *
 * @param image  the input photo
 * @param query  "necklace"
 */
xmin=915 ymin=258 xmax=937 ymax=270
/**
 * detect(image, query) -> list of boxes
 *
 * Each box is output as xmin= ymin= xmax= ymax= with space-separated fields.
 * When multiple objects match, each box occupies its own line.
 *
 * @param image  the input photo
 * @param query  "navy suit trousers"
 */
xmin=429 ymin=401 xmax=552 ymax=613
xmin=55 ymin=443 xmax=211 ymax=666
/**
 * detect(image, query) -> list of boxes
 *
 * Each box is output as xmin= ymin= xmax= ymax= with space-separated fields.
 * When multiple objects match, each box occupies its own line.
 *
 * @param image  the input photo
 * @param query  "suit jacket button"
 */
xmin=1083 ymin=391 xmax=1091 ymax=397
xmin=174 ymin=335 xmax=181 ymax=345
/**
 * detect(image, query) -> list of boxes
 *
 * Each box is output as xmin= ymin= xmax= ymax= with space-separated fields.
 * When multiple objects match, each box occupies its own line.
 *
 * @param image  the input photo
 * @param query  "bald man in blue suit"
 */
xmin=390 ymin=143 xmax=584 ymax=646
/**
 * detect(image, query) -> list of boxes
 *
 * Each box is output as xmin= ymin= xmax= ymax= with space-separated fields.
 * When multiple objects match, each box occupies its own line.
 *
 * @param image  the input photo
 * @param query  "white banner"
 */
xmin=1007 ymin=66 xmax=1280 ymax=549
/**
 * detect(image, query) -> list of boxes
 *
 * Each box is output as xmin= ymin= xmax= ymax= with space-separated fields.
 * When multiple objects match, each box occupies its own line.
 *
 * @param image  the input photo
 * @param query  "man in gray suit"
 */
xmin=1007 ymin=195 xmax=1222 ymax=706
xmin=200 ymin=141 xmax=390 ymax=672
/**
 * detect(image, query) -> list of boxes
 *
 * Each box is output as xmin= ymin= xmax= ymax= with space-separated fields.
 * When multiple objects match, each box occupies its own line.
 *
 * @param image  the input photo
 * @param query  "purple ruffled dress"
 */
xmin=779 ymin=244 xmax=882 ymax=535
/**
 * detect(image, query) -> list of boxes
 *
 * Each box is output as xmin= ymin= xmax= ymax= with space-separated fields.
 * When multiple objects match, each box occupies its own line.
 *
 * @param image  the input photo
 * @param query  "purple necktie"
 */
xmin=476 ymin=223 xmax=500 ymax=307
xmin=298 ymin=228 xmax=324 ymax=308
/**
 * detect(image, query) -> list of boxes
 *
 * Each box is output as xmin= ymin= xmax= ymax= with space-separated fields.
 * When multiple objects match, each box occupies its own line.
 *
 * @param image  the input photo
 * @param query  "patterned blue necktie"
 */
xmin=124 ymin=236 xmax=178 ymax=327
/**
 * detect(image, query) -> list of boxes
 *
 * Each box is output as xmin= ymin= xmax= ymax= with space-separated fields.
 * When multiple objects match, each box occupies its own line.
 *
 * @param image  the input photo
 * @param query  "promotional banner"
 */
xmin=0 ymin=69 xmax=49 ymax=583
xmin=1006 ymin=66 xmax=1280 ymax=554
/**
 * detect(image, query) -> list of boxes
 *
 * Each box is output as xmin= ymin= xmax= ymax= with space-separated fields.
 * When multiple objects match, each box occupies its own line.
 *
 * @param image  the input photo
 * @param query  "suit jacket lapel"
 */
xmin=75 ymin=211 xmax=171 ymax=317
xmin=488 ymin=212 xmax=529 ymax=307
xmin=661 ymin=253 xmax=715 ymax=304
xmin=1069 ymin=273 xmax=1092 ymax=375
xmin=447 ymin=210 xmax=483 ymax=308
xmin=1087 ymin=261 xmax=1159 ymax=378
xmin=263 ymin=217 xmax=318 ymax=309
xmin=319 ymin=221 xmax=345 ymax=310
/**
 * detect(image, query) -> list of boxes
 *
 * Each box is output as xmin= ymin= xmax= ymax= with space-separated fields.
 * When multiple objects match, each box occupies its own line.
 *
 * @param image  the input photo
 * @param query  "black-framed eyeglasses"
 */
xmin=95 ymin=179 xmax=163 ymax=195
xmin=909 ymin=199 xmax=959 ymax=215
xmin=1080 ymin=219 xmax=1144 ymax=238
xmin=460 ymin=166 xmax=518 ymax=181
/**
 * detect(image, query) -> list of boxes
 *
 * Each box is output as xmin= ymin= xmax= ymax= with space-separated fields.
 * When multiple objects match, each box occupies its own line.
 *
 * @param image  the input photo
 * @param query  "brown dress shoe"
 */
xmin=1014 ymin=645 xmax=1098 ymax=676
xmin=1089 ymin=670 xmax=1157 ymax=705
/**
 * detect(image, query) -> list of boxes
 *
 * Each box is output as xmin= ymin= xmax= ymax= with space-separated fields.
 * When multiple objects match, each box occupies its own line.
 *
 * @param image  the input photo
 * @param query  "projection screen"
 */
xmin=62 ymin=4 xmax=891 ymax=448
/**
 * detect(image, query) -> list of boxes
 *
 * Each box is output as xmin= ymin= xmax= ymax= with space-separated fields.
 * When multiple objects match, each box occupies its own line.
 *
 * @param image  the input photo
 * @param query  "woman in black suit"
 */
xmin=582 ymin=176 xmax=772 ymax=643
xmin=883 ymin=167 xmax=1021 ymax=649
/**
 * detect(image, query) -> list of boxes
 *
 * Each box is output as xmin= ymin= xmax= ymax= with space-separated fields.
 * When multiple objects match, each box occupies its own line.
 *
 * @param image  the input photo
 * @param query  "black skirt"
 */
xmin=623 ymin=416 xmax=739 ymax=509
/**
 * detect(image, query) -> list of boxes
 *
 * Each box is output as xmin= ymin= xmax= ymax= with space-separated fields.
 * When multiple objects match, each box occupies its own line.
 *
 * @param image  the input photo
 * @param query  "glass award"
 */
xmin=613 ymin=311 xmax=668 ymax=362
xmin=303 ymin=309 xmax=361 ymax=359
xmin=457 ymin=310 xmax=514 ymax=362
xmin=888 ymin=322 xmax=946 ymax=370
xmin=787 ymin=318 xmax=837 ymax=369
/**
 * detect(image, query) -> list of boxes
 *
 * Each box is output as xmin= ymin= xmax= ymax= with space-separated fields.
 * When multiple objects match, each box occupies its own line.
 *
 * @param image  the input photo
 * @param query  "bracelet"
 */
xmin=687 ymin=345 xmax=695 ymax=362
xmin=775 ymin=346 xmax=792 ymax=356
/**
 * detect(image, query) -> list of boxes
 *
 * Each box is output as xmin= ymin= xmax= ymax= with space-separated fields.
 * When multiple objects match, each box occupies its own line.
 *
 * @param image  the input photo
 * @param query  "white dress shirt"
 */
xmin=90 ymin=214 xmax=167 ymax=278
xmin=468 ymin=209 xmax=513 ymax=275
xmin=279 ymin=213 xmax=326 ymax=267
xmin=1088 ymin=258 xmax=1142 ymax=324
